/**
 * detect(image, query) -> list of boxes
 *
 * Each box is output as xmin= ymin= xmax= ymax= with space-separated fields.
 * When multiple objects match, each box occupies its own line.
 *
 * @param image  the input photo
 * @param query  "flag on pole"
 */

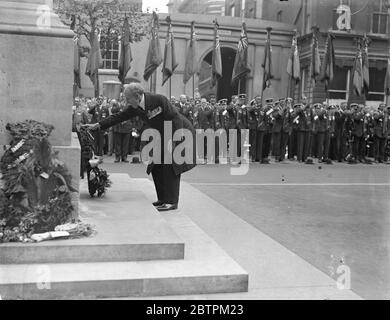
xmin=262 ymin=27 xmax=273 ymax=91
xmin=183 ymin=21 xmax=198 ymax=84
xmin=352 ymin=42 xmax=364 ymax=97
xmin=118 ymin=17 xmax=133 ymax=84
xmin=319 ymin=33 xmax=335 ymax=90
xmin=73 ymin=35 xmax=81 ymax=88
xmin=162 ymin=16 xmax=178 ymax=86
xmin=144 ymin=12 xmax=163 ymax=81
xmin=286 ymin=31 xmax=300 ymax=83
xmin=362 ymin=34 xmax=370 ymax=95
xmin=231 ymin=22 xmax=251 ymax=85
xmin=211 ymin=20 xmax=222 ymax=88
xmin=85 ymin=30 xmax=102 ymax=87
xmin=311 ymin=27 xmax=321 ymax=83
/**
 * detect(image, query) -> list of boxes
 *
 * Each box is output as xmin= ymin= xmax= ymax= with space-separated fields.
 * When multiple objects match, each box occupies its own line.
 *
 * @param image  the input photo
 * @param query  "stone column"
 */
xmin=0 ymin=0 xmax=80 ymax=217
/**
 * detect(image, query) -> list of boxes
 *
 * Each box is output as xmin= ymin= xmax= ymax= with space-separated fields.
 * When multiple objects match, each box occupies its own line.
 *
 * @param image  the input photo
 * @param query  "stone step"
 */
xmin=0 ymin=210 xmax=248 ymax=299
xmin=0 ymin=175 xmax=184 ymax=264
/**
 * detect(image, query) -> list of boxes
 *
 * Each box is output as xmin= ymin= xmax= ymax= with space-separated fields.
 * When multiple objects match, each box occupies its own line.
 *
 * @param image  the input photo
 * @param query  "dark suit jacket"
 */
xmin=99 ymin=93 xmax=196 ymax=176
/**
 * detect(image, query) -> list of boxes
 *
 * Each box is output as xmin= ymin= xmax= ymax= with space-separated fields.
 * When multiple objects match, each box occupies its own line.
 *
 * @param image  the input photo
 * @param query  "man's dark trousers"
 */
xmin=152 ymin=164 xmax=181 ymax=205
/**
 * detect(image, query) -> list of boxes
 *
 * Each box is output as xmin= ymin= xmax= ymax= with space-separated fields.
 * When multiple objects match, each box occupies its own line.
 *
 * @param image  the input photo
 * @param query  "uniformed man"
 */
xmin=350 ymin=103 xmax=365 ymax=163
xmin=214 ymin=99 xmax=228 ymax=163
xmin=257 ymin=98 xmax=273 ymax=163
xmin=373 ymin=103 xmax=388 ymax=163
xmin=111 ymin=99 xmax=132 ymax=163
xmin=271 ymin=100 xmax=283 ymax=162
xmin=247 ymin=97 xmax=260 ymax=162
xmin=88 ymin=97 xmax=110 ymax=158
xmin=236 ymin=94 xmax=248 ymax=159
xmin=314 ymin=103 xmax=327 ymax=162
xmin=333 ymin=102 xmax=347 ymax=162
xmin=295 ymin=102 xmax=308 ymax=162
xmin=226 ymin=96 xmax=238 ymax=162
xmin=280 ymin=97 xmax=293 ymax=162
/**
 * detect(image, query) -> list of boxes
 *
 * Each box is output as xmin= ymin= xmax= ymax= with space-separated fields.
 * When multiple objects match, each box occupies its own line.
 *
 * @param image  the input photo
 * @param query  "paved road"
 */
xmin=101 ymin=157 xmax=390 ymax=299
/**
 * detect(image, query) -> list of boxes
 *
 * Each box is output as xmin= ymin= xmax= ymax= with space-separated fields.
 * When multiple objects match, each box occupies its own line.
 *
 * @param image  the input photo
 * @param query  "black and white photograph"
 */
xmin=0 ymin=0 xmax=389 ymax=306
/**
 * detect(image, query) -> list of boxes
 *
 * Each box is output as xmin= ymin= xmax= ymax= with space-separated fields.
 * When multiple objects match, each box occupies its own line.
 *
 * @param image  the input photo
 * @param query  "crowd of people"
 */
xmin=72 ymin=95 xmax=143 ymax=163
xmin=172 ymin=93 xmax=390 ymax=165
xmin=72 ymin=91 xmax=390 ymax=166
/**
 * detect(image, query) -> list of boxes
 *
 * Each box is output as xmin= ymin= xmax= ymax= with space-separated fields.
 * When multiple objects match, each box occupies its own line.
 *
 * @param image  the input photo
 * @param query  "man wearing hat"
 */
xmin=88 ymin=97 xmax=110 ymax=158
xmin=257 ymin=98 xmax=273 ymax=163
xmin=247 ymin=97 xmax=260 ymax=162
xmin=226 ymin=96 xmax=238 ymax=161
xmin=334 ymin=102 xmax=347 ymax=162
xmin=270 ymin=100 xmax=283 ymax=162
xmin=280 ymin=98 xmax=293 ymax=161
xmin=373 ymin=103 xmax=388 ymax=163
xmin=236 ymin=94 xmax=248 ymax=158
xmin=349 ymin=103 xmax=365 ymax=163
xmin=213 ymin=99 xmax=228 ymax=163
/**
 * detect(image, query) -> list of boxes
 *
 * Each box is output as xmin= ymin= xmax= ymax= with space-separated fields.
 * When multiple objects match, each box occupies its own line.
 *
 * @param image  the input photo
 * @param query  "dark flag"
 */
xmin=162 ymin=16 xmax=178 ymax=86
xmin=85 ymin=30 xmax=102 ymax=88
xmin=311 ymin=27 xmax=321 ymax=83
xmin=118 ymin=17 xmax=133 ymax=84
xmin=319 ymin=33 xmax=335 ymax=90
xmin=286 ymin=31 xmax=300 ymax=83
xmin=352 ymin=43 xmax=364 ymax=97
xmin=362 ymin=34 xmax=370 ymax=95
xmin=144 ymin=12 xmax=163 ymax=81
xmin=262 ymin=27 xmax=273 ymax=91
xmin=211 ymin=20 xmax=222 ymax=88
xmin=231 ymin=22 xmax=251 ymax=85
xmin=73 ymin=35 xmax=81 ymax=89
xmin=183 ymin=21 xmax=198 ymax=84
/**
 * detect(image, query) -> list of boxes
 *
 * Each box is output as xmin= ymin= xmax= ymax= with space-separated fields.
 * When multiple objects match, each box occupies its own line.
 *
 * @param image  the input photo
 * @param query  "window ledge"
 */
xmin=98 ymin=69 xmax=119 ymax=76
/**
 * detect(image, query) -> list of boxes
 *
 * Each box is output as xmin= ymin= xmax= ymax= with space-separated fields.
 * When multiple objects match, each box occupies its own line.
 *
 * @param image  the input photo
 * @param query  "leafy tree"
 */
xmin=54 ymin=0 xmax=150 ymax=95
xmin=54 ymin=0 xmax=149 ymax=45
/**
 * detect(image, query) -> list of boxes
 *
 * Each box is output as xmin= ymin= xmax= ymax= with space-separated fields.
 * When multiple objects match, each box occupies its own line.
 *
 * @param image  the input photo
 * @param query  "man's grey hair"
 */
xmin=124 ymin=82 xmax=145 ymax=100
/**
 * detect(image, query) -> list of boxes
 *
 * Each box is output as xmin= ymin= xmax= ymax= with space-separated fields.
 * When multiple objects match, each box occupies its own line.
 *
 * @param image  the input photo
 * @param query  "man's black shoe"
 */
xmin=156 ymin=203 xmax=178 ymax=212
xmin=153 ymin=200 xmax=164 ymax=207
xmin=114 ymin=159 xmax=120 ymax=163
xmin=122 ymin=159 xmax=129 ymax=163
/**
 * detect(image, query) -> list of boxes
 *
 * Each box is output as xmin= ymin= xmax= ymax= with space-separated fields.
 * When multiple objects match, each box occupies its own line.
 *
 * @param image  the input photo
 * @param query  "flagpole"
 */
xmin=192 ymin=75 xmax=195 ymax=97
xmin=169 ymin=77 xmax=172 ymax=98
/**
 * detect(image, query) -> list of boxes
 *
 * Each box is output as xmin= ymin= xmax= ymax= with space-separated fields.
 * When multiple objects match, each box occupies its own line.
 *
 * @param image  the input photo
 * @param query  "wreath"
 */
xmin=0 ymin=120 xmax=77 ymax=243
xmin=78 ymin=127 xmax=112 ymax=198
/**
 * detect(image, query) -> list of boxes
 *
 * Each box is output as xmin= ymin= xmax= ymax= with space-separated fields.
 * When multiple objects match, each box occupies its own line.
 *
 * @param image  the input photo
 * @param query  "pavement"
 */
xmin=99 ymin=155 xmax=390 ymax=299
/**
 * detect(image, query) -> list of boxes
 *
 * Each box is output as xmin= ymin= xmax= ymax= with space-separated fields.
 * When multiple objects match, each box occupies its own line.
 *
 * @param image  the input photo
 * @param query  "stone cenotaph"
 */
xmin=0 ymin=0 xmax=80 ymax=215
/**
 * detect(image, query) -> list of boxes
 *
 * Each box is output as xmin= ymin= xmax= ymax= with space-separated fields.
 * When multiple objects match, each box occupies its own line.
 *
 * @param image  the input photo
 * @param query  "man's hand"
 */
xmin=82 ymin=123 xmax=101 ymax=131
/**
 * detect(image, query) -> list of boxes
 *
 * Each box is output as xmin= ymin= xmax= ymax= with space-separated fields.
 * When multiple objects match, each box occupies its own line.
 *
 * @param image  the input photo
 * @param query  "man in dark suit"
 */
xmin=83 ymin=83 xmax=196 ymax=212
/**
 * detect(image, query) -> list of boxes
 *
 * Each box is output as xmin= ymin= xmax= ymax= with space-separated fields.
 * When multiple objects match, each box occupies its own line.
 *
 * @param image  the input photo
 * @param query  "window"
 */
xmin=230 ymin=4 xmax=235 ymax=17
xmin=328 ymin=66 xmax=350 ymax=100
xmin=367 ymin=67 xmax=386 ymax=101
xmin=100 ymin=40 xmax=119 ymax=70
xmin=371 ymin=12 xmax=388 ymax=34
xmin=276 ymin=10 xmax=282 ymax=22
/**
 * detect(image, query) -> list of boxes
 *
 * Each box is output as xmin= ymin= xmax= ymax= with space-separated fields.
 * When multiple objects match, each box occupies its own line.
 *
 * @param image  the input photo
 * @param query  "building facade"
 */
xmin=78 ymin=12 xmax=295 ymax=102
xmin=261 ymin=0 xmax=390 ymax=106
